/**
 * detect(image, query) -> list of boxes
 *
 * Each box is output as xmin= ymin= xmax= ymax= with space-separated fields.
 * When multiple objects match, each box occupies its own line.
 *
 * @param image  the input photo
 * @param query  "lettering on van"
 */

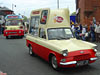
xmin=7 ymin=16 xmax=18 ymax=19
xmin=54 ymin=16 xmax=64 ymax=23
xmin=32 ymin=11 xmax=40 ymax=14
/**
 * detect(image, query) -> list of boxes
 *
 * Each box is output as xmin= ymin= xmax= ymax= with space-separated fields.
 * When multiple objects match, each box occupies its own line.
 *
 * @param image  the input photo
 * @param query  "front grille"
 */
xmin=10 ymin=28 xmax=16 ymax=30
xmin=74 ymin=54 xmax=90 ymax=61
xmin=9 ymin=32 xmax=17 ymax=34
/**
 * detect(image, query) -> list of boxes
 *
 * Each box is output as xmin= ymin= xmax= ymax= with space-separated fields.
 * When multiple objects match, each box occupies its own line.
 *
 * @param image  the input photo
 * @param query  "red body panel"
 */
xmin=4 ymin=30 xmax=24 ymax=36
xmin=26 ymin=39 xmax=97 ymax=68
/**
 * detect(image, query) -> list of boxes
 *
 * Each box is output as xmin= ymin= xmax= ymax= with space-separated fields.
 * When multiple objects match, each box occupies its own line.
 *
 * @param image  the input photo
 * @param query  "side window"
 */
xmin=29 ymin=17 xmax=35 ymax=34
xmin=39 ymin=28 xmax=46 ymax=39
xmin=29 ymin=16 xmax=39 ymax=36
xmin=40 ymin=10 xmax=48 ymax=24
xmin=35 ymin=17 xmax=39 ymax=28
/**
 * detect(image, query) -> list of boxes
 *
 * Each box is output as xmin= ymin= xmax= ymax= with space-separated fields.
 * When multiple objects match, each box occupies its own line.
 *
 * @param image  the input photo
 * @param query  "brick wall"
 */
xmin=76 ymin=0 xmax=100 ymax=27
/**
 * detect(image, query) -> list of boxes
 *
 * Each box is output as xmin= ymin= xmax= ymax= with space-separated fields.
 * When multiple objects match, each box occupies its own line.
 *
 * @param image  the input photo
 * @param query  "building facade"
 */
xmin=0 ymin=6 xmax=13 ymax=17
xmin=0 ymin=6 xmax=13 ymax=34
xmin=76 ymin=0 xmax=100 ymax=26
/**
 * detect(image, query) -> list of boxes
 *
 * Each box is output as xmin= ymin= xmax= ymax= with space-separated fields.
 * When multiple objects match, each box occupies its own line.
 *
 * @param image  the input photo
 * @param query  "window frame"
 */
xmin=39 ymin=28 xmax=46 ymax=39
xmin=47 ymin=27 xmax=75 ymax=40
xmin=40 ymin=10 xmax=48 ymax=24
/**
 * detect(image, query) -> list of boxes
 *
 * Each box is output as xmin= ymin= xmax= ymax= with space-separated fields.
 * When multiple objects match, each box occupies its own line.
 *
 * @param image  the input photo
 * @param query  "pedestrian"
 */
xmin=81 ymin=25 xmax=87 ymax=41
xmin=78 ymin=23 xmax=83 ymax=33
xmin=95 ymin=22 xmax=100 ymax=42
xmin=71 ymin=22 xmax=75 ymax=32
xmin=74 ymin=24 xmax=79 ymax=39
xmin=84 ymin=25 xmax=89 ymax=41
xmin=77 ymin=23 xmax=82 ymax=39
xmin=90 ymin=21 xmax=96 ymax=42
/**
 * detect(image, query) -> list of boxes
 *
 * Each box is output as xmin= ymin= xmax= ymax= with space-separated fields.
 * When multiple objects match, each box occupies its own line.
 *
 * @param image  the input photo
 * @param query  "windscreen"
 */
xmin=47 ymin=28 xmax=74 ymax=40
xmin=6 ymin=20 xmax=22 ymax=26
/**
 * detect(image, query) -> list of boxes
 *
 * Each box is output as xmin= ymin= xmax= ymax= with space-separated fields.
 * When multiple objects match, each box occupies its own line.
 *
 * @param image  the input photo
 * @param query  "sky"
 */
xmin=0 ymin=0 xmax=76 ymax=17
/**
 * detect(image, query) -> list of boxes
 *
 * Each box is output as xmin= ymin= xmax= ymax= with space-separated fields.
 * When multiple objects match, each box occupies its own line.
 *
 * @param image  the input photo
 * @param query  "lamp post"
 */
xmin=0 ymin=3 xmax=3 ymax=7
xmin=12 ymin=4 xmax=16 ymax=11
xmin=57 ymin=0 xmax=59 ymax=9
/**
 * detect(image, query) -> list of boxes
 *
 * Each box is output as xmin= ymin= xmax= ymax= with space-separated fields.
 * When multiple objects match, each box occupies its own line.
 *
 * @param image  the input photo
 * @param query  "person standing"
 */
xmin=95 ymin=22 xmax=100 ymax=42
xmin=82 ymin=25 xmax=87 ymax=41
xmin=71 ymin=22 xmax=75 ymax=32
xmin=90 ymin=21 xmax=95 ymax=42
xmin=78 ymin=24 xmax=82 ymax=33
xmin=74 ymin=24 xmax=79 ymax=39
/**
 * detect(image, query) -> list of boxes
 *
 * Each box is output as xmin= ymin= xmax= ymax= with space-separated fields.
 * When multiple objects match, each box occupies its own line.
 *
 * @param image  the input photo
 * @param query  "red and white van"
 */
xmin=4 ymin=14 xmax=24 ymax=39
xmin=26 ymin=8 xmax=97 ymax=70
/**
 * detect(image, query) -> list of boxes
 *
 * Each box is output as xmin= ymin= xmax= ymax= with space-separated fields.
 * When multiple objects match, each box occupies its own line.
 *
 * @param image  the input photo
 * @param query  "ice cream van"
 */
xmin=4 ymin=14 xmax=24 ymax=39
xmin=26 ymin=8 xmax=98 ymax=70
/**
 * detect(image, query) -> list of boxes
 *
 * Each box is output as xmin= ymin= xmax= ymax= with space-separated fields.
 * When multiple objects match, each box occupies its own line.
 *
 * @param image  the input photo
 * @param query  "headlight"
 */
xmin=94 ymin=49 xmax=97 ymax=52
xmin=19 ymin=31 xmax=21 ymax=33
xmin=93 ymin=46 xmax=98 ymax=52
xmin=6 ymin=32 xmax=8 ymax=34
xmin=62 ymin=50 xmax=68 ymax=57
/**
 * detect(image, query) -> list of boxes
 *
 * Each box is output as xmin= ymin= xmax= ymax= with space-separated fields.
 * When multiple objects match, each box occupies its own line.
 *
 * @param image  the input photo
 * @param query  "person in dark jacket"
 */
xmin=78 ymin=24 xmax=82 ymax=33
xmin=74 ymin=24 xmax=79 ymax=39
xmin=90 ymin=21 xmax=95 ymax=42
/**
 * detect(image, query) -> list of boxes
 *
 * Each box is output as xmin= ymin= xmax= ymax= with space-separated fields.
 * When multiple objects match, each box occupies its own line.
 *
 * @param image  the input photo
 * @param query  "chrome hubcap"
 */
xmin=29 ymin=46 xmax=32 ymax=55
xmin=52 ymin=56 xmax=58 ymax=69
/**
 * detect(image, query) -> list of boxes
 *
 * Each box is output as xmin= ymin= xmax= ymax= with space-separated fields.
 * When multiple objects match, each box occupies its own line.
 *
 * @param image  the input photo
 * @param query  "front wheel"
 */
xmin=6 ymin=36 xmax=9 ymax=39
xmin=51 ymin=56 xmax=59 ymax=70
xmin=29 ymin=45 xmax=34 ymax=56
xmin=20 ymin=36 xmax=24 ymax=39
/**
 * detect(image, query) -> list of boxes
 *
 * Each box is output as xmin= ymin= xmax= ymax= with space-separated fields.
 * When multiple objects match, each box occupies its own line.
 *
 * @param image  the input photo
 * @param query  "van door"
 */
xmin=35 ymin=28 xmax=49 ymax=60
xmin=29 ymin=16 xmax=40 ymax=54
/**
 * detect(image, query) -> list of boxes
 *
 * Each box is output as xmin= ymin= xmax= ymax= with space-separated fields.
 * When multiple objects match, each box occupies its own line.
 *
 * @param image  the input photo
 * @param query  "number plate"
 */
xmin=77 ymin=60 xmax=89 ymax=66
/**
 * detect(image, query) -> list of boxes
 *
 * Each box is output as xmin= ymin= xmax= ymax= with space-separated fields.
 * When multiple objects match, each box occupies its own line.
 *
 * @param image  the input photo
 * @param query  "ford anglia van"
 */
xmin=26 ymin=8 xmax=98 ymax=70
xmin=4 ymin=14 xmax=24 ymax=39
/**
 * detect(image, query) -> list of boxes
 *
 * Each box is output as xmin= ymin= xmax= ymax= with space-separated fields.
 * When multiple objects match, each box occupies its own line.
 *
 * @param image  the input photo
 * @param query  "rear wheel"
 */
xmin=29 ymin=45 xmax=34 ymax=56
xmin=51 ymin=55 xmax=59 ymax=70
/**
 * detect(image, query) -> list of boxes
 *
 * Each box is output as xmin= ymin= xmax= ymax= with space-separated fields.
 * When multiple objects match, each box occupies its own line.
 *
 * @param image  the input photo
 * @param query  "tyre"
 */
xmin=19 ymin=36 xmax=24 ymax=39
xmin=51 ymin=55 xmax=59 ymax=70
xmin=29 ymin=45 xmax=34 ymax=56
xmin=6 ymin=36 xmax=9 ymax=39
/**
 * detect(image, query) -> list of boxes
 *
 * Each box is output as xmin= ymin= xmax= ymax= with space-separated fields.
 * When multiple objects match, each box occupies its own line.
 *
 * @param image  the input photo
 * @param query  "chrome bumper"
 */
xmin=60 ymin=57 xmax=97 ymax=65
xmin=90 ymin=57 xmax=98 ymax=61
xmin=60 ymin=61 xmax=77 ymax=65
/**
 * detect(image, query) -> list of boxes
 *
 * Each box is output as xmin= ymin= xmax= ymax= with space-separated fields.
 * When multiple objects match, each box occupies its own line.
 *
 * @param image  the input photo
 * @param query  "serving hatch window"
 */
xmin=29 ymin=16 xmax=40 ymax=36
xmin=47 ymin=28 xmax=74 ymax=40
xmin=40 ymin=10 xmax=48 ymax=24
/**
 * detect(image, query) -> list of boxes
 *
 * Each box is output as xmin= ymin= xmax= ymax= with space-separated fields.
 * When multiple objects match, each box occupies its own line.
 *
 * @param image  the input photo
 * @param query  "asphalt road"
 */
xmin=0 ymin=35 xmax=100 ymax=75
